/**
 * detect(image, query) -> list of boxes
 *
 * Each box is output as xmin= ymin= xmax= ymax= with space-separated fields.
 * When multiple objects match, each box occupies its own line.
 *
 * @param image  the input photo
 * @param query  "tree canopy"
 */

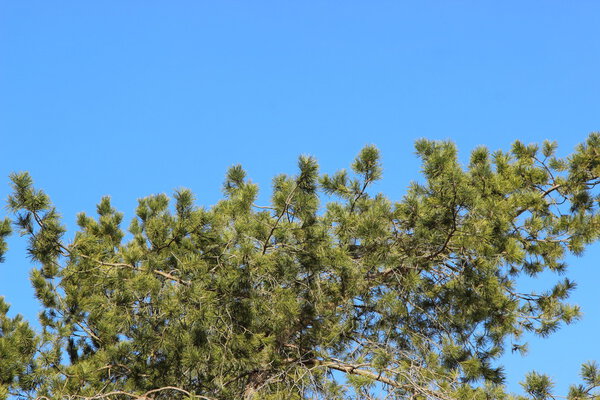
xmin=1 ymin=135 xmax=600 ymax=400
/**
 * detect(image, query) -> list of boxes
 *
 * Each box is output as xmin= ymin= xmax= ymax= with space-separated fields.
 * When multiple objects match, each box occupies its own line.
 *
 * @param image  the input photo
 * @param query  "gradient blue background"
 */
xmin=1 ymin=2 xmax=599 ymax=396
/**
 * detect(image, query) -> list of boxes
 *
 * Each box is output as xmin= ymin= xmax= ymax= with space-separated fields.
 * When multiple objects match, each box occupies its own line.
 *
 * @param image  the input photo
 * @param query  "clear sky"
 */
xmin=1 ymin=1 xmax=599 ymax=396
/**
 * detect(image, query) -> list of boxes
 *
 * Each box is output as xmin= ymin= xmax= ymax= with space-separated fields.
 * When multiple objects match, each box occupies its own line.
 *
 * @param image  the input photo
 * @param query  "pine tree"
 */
xmin=2 ymin=135 xmax=600 ymax=399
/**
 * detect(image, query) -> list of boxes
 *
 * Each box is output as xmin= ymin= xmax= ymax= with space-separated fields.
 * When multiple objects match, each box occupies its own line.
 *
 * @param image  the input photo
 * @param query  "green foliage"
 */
xmin=0 ymin=298 xmax=37 ymax=400
xmin=0 ymin=218 xmax=10 ymax=263
xmin=521 ymin=372 xmax=554 ymax=399
xmin=1 ymin=134 xmax=600 ymax=399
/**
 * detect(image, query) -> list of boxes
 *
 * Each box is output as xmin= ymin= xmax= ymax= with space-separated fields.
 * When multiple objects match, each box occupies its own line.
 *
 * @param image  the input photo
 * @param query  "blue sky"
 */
xmin=1 ymin=1 xmax=599 ymax=396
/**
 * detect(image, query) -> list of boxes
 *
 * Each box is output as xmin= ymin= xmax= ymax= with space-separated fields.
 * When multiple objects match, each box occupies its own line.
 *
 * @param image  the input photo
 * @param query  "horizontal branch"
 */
xmin=76 ymin=253 xmax=191 ymax=286
xmin=302 ymin=358 xmax=402 ymax=389
xmin=65 ymin=386 xmax=215 ymax=400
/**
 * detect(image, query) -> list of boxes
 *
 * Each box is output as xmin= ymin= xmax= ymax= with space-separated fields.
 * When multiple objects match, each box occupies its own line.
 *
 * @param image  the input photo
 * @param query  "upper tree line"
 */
xmin=1 ymin=134 xmax=600 ymax=399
